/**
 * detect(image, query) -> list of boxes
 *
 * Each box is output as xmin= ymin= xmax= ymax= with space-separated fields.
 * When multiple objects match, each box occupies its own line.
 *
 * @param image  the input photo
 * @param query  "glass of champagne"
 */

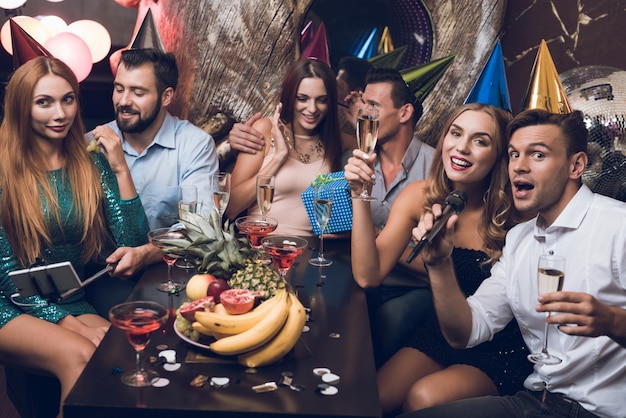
xmin=309 ymin=184 xmax=334 ymax=266
xmin=261 ymin=235 xmax=308 ymax=289
xmin=176 ymin=185 xmax=199 ymax=272
xmin=212 ymin=172 xmax=231 ymax=219
xmin=354 ymin=107 xmax=380 ymax=201
xmin=256 ymin=174 xmax=275 ymax=221
xmin=527 ymin=254 xmax=565 ymax=365
xmin=109 ymin=301 xmax=169 ymax=387
xmin=178 ymin=185 xmax=198 ymax=222
xmin=148 ymin=227 xmax=188 ymax=293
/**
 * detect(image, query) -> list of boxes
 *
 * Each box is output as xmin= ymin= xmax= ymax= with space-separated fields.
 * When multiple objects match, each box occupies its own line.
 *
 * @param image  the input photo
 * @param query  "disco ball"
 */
xmin=560 ymin=66 xmax=626 ymax=201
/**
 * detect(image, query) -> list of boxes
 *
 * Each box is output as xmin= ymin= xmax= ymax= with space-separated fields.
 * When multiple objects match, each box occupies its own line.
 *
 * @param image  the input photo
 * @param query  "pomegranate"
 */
xmin=178 ymin=296 xmax=215 ymax=321
xmin=220 ymin=289 xmax=255 ymax=315
xmin=186 ymin=273 xmax=216 ymax=301
xmin=207 ymin=278 xmax=230 ymax=302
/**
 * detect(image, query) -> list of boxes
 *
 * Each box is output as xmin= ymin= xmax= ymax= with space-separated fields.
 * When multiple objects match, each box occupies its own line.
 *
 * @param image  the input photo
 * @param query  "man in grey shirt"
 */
xmin=343 ymin=68 xmax=435 ymax=367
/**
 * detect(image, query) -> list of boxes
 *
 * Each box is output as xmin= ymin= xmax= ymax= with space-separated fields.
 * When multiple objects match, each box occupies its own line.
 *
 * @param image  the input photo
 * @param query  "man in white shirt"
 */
xmin=402 ymin=109 xmax=626 ymax=418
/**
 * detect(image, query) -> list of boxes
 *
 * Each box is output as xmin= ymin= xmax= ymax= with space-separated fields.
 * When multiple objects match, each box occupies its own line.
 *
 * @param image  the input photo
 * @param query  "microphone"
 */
xmin=405 ymin=190 xmax=468 ymax=264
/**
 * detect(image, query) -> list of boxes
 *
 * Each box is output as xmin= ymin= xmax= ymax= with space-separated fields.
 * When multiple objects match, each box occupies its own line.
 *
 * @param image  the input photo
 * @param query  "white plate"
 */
xmin=173 ymin=323 xmax=215 ymax=351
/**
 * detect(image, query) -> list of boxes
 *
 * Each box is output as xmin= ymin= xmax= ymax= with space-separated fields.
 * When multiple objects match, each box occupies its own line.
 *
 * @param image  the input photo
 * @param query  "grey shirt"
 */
xmin=371 ymin=135 xmax=435 ymax=231
xmin=370 ymin=135 xmax=435 ymax=287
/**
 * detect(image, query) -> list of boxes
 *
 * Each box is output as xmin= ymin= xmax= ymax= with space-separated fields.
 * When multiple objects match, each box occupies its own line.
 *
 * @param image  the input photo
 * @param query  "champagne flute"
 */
xmin=212 ymin=172 xmax=231 ymax=219
xmin=256 ymin=174 xmax=275 ymax=221
xmin=178 ymin=185 xmax=198 ymax=222
xmin=109 ymin=301 xmax=169 ymax=387
xmin=148 ymin=227 xmax=188 ymax=293
xmin=176 ymin=185 xmax=199 ymax=271
xmin=309 ymin=184 xmax=334 ymax=266
xmin=527 ymin=254 xmax=565 ymax=365
xmin=353 ymin=107 xmax=380 ymax=201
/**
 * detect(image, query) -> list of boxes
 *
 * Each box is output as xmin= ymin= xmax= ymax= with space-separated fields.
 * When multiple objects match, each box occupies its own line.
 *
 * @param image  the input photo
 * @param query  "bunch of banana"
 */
xmin=238 ymin=292 xmax=306 ymax=367
xmin=194 ymin=289 xmax=287 ymax=335
xmin=193 ymin=289 xmax=306 ymax=366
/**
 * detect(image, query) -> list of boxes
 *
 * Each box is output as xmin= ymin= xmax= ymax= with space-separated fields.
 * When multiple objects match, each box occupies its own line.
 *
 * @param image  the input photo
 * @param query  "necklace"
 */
xmin=285 ymin=132 xmax=324 ymax=164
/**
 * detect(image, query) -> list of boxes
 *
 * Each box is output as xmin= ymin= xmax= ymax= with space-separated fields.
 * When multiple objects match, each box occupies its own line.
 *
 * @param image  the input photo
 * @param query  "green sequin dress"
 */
xmin=0 ymin=152 xmax=149 ymax=328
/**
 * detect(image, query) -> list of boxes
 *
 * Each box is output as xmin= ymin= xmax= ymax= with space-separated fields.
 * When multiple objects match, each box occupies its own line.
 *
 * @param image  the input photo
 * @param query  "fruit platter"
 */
xmin=158 ymin=210 xmax=306 ymax=367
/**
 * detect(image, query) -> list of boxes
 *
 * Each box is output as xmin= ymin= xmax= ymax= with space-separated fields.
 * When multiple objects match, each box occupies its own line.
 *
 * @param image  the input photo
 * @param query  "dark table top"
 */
xmin=64 ymin=239 xmax=381 ymax=418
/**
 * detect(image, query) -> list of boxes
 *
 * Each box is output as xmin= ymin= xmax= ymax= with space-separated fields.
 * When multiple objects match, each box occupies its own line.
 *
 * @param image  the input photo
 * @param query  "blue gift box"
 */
xmin=301 ymin=171 xmax=353 ymax=236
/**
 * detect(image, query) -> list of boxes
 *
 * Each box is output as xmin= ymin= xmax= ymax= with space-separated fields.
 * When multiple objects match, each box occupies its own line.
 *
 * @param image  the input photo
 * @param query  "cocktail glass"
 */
xmin=261 ymin=235 xmax=308 ymax=288
xmin=235 ymin=215 xmax=278 ymax=263
xmin=109 ymin=301 xmax=169 ymax=387
xmin=148 ymin=227 xmax=188 ymax=293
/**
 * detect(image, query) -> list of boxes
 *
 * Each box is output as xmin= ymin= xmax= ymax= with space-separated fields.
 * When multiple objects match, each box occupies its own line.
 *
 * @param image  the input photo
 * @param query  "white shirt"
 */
xmin=467 ymin=185 xmax=626 ymax=418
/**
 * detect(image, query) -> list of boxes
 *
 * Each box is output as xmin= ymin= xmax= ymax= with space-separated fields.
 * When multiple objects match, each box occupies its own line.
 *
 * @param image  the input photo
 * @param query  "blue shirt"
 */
xmin=103 ymin=112 xmax=219 ymax=229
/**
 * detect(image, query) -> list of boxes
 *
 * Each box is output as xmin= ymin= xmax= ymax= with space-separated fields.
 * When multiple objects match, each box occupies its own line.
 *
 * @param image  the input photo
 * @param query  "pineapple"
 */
xmin=158 ymin=209 xmax=281 ymax=294
xmin=229 ymin=260 xmax=284 ymax=297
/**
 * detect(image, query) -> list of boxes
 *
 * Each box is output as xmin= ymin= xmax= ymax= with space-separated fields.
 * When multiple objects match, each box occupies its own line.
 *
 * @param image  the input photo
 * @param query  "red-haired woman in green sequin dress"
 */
xmin=0 ymin=57 xmax=149 ymax=416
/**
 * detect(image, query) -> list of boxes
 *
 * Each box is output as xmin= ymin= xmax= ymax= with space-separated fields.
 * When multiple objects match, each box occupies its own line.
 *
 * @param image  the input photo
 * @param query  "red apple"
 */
xmin=206 ymin=279 xmax=230 ymax=303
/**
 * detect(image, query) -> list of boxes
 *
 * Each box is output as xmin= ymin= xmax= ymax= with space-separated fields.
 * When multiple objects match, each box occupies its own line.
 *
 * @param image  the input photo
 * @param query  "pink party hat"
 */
xmin=300 ymin=22 xmax=330 ymax=67
xmin=10 ymin=18 xmax=51 ymax=69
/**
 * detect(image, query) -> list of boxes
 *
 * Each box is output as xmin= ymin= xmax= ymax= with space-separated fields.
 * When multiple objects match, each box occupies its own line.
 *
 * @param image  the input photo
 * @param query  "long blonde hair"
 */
xmin=0 ymin=57 xmax=108 ymax=267
xmin=423 ymin=103 xmax=519 ymax=264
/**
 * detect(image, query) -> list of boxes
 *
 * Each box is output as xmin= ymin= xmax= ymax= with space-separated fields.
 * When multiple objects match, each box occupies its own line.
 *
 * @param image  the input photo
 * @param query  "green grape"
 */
xmin=189 ymin=330 xmax=200 ymax=341
xmin=175 ymin=317 xmax=191 ymax=333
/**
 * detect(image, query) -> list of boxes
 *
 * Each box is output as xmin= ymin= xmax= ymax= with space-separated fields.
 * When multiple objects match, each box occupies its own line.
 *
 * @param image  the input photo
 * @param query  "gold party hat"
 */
xmin=519 ymin=39 xmax=572 ymax=114
xmin=377 ymin=26 xmax=394 ymax=55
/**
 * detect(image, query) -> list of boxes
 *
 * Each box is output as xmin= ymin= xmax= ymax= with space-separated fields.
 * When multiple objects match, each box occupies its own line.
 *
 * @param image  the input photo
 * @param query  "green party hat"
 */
xmin=400 ymin=54 xmax=456 ymax=103
xmin=368 ymin=45 xmax=408 ymax=69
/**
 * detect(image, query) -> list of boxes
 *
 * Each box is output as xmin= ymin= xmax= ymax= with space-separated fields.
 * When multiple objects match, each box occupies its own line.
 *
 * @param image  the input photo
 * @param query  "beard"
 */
xmin=116 ymin=101 xmax=161 ymax=133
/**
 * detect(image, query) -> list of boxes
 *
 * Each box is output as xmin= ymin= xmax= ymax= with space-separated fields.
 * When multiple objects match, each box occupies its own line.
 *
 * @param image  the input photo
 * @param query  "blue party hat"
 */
xmin=464 ymin=40 xmax=511 ymax=111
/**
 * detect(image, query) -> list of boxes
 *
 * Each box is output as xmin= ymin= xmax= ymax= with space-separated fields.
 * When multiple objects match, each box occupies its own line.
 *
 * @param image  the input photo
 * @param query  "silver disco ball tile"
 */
xmin=561 ymin=66 xmax=626 ymax=201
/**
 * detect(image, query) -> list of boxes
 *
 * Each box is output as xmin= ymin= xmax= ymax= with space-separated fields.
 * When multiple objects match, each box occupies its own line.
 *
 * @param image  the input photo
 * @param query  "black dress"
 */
xmin=406 ymin=248 xmax=532 ymax=395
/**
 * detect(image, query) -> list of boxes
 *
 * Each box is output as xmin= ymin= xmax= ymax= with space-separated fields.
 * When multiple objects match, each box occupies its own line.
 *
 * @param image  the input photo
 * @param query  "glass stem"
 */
xmin=167 ymin=264 xmax=173 ymax=285
xmin=136 ymin=348 xmax=144 ymax=372
xmin=318 ymin=233 xmax=325 ymax=259
xmin=541 ymin=313 xmax=550 ymax=354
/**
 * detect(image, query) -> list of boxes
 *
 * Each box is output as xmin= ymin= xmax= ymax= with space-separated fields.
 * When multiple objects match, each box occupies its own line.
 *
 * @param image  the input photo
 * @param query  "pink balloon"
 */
xmin=44 ymin=32 xmax=93 ymax=82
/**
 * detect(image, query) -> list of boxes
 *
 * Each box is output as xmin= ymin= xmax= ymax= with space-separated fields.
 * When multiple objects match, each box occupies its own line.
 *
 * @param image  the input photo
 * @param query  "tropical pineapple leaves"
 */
xmin=158 ymin=209 xmax=256 ymax=279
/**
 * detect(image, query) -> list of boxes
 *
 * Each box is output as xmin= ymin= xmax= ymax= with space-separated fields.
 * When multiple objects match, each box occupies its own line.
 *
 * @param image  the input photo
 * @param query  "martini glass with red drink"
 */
xmin=261 ymin=235 xmax=308 ymax=289
xmin=109 ymin=301 xmax=169 ymax=387
xmin=148 ymin=227 xmax=188 ymax=293
xmin=235 ymin=215 xmax=278 ymax=263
